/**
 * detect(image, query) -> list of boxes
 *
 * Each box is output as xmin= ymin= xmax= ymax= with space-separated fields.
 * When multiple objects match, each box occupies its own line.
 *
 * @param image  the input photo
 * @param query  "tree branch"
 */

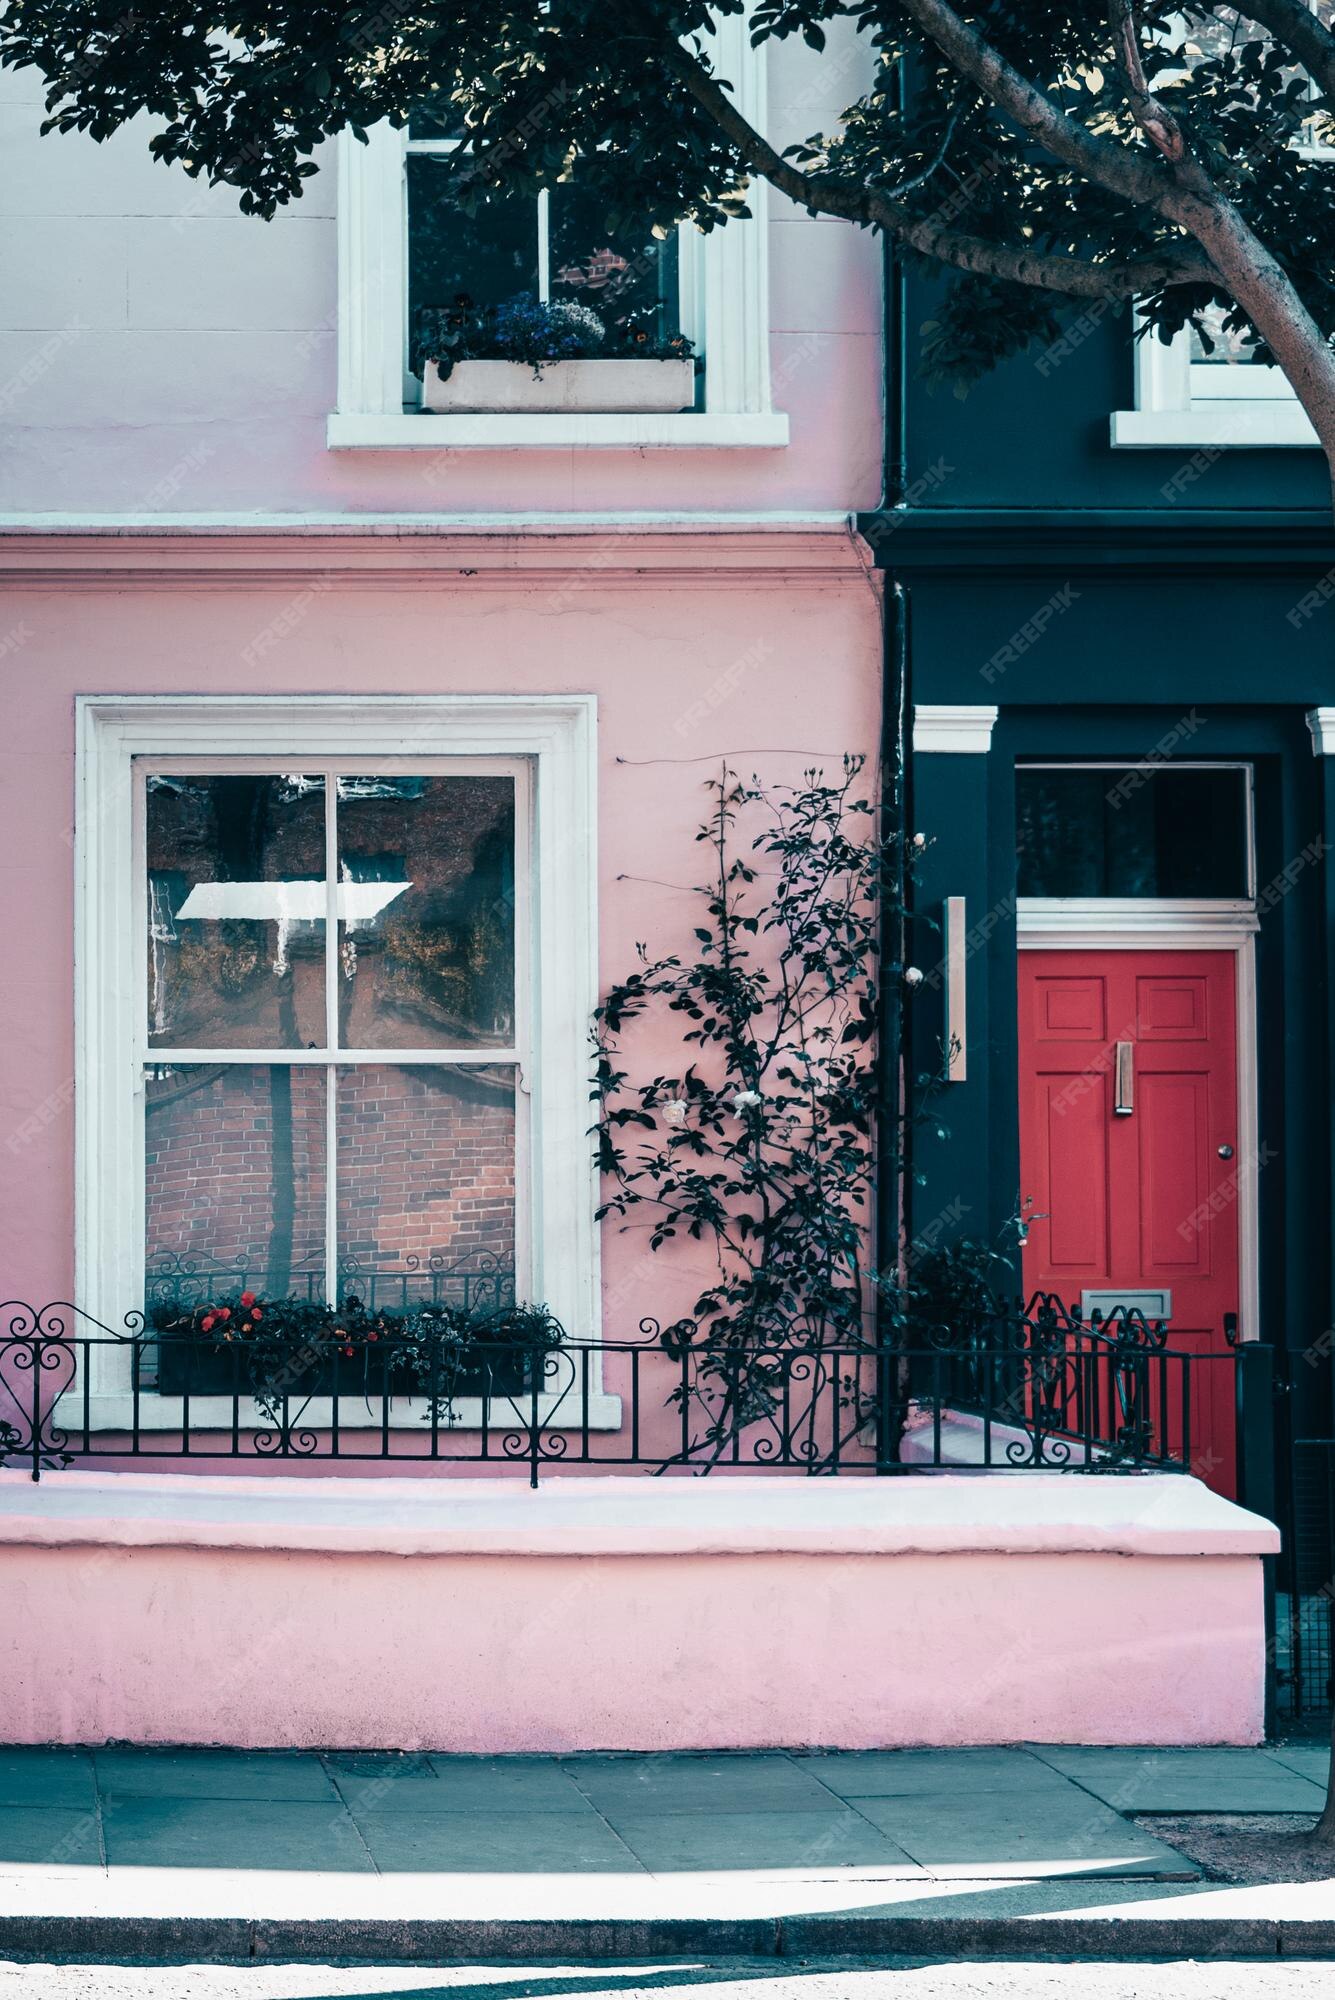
xmin=653 ymin=27 xmax=1212 ymax=301
xmin=891 ymin=0 xmax=1181 ymax=212
xmin=1109 ymin=0 xmax=1189 ymax=163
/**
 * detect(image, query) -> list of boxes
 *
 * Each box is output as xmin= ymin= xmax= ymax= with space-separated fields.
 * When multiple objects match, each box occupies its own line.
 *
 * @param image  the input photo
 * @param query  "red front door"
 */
xmin=1017 ymin=951 xmax=1240 ymax=1495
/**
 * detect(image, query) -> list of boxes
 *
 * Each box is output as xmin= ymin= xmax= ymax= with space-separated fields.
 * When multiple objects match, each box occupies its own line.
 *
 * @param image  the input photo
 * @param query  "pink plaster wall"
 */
xmin=0 ymin=1540 xmax=1266 ymax=1749
xmin=0 ymin=550 xmax=882 ymax=1466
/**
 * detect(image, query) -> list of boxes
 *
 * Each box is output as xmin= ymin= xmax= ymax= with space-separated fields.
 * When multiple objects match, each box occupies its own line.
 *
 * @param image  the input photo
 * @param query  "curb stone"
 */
xmin=0 ymin=1913 xmax=1334 ymax=1961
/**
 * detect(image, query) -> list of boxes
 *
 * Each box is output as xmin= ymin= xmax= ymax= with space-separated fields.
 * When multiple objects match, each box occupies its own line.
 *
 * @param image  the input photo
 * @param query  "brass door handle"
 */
xmin=1114 ymin=1041 xmax=1134 ymax=1117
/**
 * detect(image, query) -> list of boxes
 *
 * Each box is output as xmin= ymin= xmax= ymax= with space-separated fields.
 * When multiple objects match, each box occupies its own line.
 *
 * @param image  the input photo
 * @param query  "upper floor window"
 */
xmin=1112 ymin=6 xmax=1332 ymax=450
xmin=1113 ymin=306 xmax=1321 ymax=449
xmin=406 ymin=108 xmax=683 ymax=357
xmin=330 ymin=14 xmax=785 ymax=449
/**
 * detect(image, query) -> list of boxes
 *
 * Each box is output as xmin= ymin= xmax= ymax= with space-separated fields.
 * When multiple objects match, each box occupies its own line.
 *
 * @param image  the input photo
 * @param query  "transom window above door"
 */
xmin=1016 ymin=764 xmax=1253 ymax=901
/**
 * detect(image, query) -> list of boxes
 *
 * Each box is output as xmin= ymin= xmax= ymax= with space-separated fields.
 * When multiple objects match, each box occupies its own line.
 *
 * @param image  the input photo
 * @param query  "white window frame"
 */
xmin=1112 ymin=316 xmax=1319 ymax=448
xmin=328 ymin=13 xmax=786 ymax=450
xmin=75 ymin=693 xmax=617 ymax=1432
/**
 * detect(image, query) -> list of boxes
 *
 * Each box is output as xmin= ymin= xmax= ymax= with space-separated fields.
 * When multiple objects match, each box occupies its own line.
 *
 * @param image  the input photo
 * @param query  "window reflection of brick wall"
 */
xmin=145 ymin=1063 xmax=515 ymax=1302
xmin=337 ymin=1067 xmax=515 ymax=1284
xmin=145 ymin=1066 xmax=326 ymax=1295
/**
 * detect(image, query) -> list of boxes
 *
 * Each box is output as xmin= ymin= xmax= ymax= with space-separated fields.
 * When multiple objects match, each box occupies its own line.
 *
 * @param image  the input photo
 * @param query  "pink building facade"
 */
xmin=0 ymin=25 xmax=1278 ymax=1749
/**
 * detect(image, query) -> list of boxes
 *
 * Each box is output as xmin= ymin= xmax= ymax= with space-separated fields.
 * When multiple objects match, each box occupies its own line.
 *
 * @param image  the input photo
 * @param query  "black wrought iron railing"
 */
xmin=0 ymin=1292 xmax=1240 ymax=1487
xmin=144 ymin=1254 xmax=516 ymax=1318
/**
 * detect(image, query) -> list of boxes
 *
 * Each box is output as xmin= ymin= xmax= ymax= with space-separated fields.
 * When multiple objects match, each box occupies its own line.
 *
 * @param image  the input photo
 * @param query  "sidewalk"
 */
xmin=1 ymin=1743 xmax=1333 ymax=1960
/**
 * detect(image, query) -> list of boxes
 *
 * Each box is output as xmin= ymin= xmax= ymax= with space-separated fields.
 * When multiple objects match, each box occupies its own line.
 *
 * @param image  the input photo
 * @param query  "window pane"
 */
xmin=407 ymin=153 xmax=537 ymax=318
xmin=408 ymin=100 xmax=466 ymax=141
xmin=337 ymin=775 xmax=515 ymax=1050
xmin=145 ymin=1064 xmax=327 ymax=1309
xmin=549 ymin=182 xmax=680 ymax=346
xmin=1016 ymin=767 xmax=1250 ymax=899
xmin=147 ymin=774 xmax=326 ymax=1049
xmin=335 ymin=1064 xmax=517 ymax=1313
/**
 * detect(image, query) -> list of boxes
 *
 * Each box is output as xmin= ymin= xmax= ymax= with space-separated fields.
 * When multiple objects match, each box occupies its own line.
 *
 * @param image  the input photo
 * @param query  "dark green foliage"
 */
xmin=594 ymin=761 xmax=900 ymax=1450
xmin=4 ymin=3 xmax=1334 ymax=387
xmin=412 ymin=291 xmax=695 ymax=378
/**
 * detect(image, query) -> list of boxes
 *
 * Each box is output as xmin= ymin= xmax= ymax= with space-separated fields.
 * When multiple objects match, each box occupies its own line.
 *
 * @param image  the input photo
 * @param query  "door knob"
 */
xmin=1218 ymin=1144 xmax=1234 ymax=1160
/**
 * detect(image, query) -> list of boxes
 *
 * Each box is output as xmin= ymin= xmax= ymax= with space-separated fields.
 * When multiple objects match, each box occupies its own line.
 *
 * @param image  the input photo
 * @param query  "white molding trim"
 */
xmin=332 ymin=16 xmax=782 ymax=452
xmin=0 ymin=510 xmax=850 ymax=531
xmin=75 ymin=694 xmax=610 ymax=1431
xmin=913 ymin=705 xmax=999 ymax=755
xmin=1308 ymin=708 xmax=1335 ymax=756
xmin=335 ymin=123 xmax=407 ymax=421
xmin=1111 ymin=404 xmax=1319 ymax=449
xmin=1016 ymin=899 xmax=1260 ymax=949
xmin=326 ymin=412 xmax=788 ymax=450
xmin=1115 ymin=317 xmax=1318 ymax=448
xmin=1017 ymin=899 xmax=1261 ymax=1349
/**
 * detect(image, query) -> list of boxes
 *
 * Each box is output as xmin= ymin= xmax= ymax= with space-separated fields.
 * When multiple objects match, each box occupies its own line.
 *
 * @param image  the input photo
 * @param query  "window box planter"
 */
xmin=149 ymin=1331 xmax=536 ymax=1403
xmin=420 ymin=357 xmax=696 ymax=415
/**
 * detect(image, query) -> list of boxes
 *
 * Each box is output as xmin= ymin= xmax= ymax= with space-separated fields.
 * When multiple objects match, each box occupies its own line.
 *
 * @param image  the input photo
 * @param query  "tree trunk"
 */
xmin=1303 ymin=1684 xmax=1335 ymax=1847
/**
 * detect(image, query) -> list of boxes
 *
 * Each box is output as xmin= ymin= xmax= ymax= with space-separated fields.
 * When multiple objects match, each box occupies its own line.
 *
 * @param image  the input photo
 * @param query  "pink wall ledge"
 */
xmin=0 ymin=1472 xmax=1275 ymax=1751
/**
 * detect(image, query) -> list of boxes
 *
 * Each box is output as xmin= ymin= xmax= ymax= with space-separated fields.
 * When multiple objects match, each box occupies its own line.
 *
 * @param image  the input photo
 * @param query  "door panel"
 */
xmin=1041 ymin=1070 xmax=1111 ymax=1275
xmin=1019 ymin=950 xmax=1240 ymax=1496
xmin=1138 ymin=1072 xmax=1209 ymax=1274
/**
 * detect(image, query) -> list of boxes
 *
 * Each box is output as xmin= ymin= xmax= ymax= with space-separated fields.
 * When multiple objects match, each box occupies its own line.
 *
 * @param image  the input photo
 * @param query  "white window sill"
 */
xmin=1110 ymin=404 xmax=1318 ymax=448
xmin=326 ymin=412 xmax=790 ymax=451
xmin=69 ymin=1390 xmax=623 ymax=1435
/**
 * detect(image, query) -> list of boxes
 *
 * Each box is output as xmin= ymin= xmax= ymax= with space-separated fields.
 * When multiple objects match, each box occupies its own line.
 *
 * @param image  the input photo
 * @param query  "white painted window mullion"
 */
xmin=537 ymin=187 xmax=551 ymax=301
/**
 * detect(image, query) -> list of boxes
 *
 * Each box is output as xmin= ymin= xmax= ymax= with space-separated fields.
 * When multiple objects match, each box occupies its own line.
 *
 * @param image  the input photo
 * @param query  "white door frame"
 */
xmin=1016 ymin=898 xmax=1261 ymax=1347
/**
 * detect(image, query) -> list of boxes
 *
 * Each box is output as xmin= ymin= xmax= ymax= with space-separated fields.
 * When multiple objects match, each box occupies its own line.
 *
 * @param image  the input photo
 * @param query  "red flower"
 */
xmin=250 ymin=1308 xmax=262 ymax=1322
xmin=342 ymin=1344 xmax=355 ymax=1358
xmin=219 ymin=1307 xmax=231 ymax=1321
xmin=239 ymin=1290 xmax=256 ymax=1308
xmin=201 ymin=1314 xmax=216 ymax=1332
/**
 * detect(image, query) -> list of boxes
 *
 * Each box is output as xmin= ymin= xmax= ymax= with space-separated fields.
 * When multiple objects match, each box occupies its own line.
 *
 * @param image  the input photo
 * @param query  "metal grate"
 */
xmin=1278 ymin=1440 xmax=1335 ymax=1721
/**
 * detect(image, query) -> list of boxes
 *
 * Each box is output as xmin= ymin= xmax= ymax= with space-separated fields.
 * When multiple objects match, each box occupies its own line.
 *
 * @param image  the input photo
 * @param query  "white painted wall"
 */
xmin=0 ymin=27 xmax=882 ymax=518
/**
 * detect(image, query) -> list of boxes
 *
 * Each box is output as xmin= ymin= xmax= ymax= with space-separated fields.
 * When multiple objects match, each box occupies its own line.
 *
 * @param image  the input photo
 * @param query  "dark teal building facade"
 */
xmin=863 ymin=273 xmax=1335 ymax=1714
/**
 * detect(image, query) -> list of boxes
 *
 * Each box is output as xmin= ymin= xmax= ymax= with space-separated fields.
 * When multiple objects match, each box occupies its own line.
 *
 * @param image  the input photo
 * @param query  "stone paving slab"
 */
xmin=99 ymin=1797 xmax=377 ymax=1874
xmin=328 ymin=1755 xmax=597 ymax=1818
xmin=1026 ymin=1744 xmax=1328 ymax=1814
xmin=598 ymin=1810 xmax=923 ymax=1878
xmin=352 ymin=1810 xmax=644 ymax=1875
xmin=562 ymin=1755 xmax=849 ymax=1818
xmin=793 ymin=1749 xmax=1075 ymax=1800
xmin=0 ymin=1751 xmax=97 ymax=1812
xmin=846 ymin=1792 xmax=1195 ymax=1880
xmin=92 ymin=1749 xmax=339 ymax=1805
